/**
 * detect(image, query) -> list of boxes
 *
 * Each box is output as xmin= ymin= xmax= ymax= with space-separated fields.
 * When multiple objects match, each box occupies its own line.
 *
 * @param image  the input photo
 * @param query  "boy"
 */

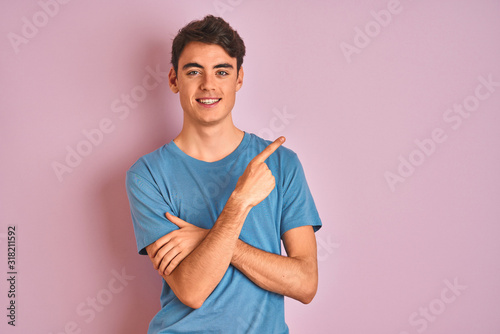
xmin=126 ymin=15 xmax=321 ymax=333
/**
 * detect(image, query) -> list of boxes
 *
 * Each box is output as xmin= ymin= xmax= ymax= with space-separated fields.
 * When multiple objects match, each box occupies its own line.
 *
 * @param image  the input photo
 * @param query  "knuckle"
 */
xmin=154 ymin=239 xmax=164 ymax=249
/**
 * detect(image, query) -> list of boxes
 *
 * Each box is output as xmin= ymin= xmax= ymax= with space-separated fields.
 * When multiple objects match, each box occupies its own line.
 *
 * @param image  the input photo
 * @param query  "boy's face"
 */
xmin=169 ymin=41 xmax=243 ymax=128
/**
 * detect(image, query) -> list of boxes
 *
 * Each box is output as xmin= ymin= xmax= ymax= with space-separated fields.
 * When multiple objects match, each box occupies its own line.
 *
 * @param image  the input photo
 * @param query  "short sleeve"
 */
xmin=126 ymin=169 xmax=177 ymax=255
xmin=280 ymin=153 xmax=322 ymax=236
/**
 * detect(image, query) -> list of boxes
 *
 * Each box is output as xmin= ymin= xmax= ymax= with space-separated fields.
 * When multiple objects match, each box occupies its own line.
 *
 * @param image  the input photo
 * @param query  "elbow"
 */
xmin=160 ymin=272 xmax=209 ymax=309
xmin=180 ymin=295 xmax=206 ymax=309
xmin=298 ymin=282 xmax=317 ymax=304
xmin=174 ymin=286 xmax=208 ymax=309
xmin=296 ymin=268 xmax=318 ymax=304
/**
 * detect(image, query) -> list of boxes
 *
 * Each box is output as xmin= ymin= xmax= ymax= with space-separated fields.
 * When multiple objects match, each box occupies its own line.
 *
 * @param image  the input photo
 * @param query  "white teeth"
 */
xmin=198 ymin=99 xmax=220 ymax=104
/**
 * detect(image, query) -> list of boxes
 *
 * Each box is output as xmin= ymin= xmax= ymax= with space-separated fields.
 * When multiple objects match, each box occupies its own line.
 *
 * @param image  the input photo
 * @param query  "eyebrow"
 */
xmin=214 ymin=63 xmax=234 ymax=69
xmin=182 ymin=62 xmax=234 ymax=70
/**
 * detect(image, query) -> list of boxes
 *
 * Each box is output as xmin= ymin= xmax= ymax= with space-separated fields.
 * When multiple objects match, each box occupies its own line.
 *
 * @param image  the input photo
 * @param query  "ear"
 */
xmin=168 ymin=67 xmax=179 ymax=93
xmin=236 ymin=66 xmax=244 ymax=92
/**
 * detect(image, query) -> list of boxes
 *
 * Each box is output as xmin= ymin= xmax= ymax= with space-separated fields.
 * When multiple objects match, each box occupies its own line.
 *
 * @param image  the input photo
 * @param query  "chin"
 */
xmin=197 ymin=113 xmax=231 ymax=127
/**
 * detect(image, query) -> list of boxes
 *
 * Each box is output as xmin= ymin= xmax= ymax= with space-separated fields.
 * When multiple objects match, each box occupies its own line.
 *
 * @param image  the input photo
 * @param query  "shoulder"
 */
xmin=127 ymin=143 xmax=174 ymax=178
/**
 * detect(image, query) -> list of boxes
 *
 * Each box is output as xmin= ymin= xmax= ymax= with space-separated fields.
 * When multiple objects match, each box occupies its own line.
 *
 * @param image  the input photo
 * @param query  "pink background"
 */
xmin=1 ymin=0 xmax=500 ymax=333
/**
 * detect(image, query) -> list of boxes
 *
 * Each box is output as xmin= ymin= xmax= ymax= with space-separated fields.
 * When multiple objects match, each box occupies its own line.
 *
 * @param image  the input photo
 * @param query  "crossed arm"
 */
xmin=145 ymin=138 xmax=318 ymax=308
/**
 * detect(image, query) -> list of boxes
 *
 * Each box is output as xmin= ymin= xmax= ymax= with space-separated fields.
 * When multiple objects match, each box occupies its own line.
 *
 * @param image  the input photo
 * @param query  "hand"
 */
xmin=233 ymin=137 xmax=285 ymax=208
xmin=148 ymin=212 xmax=209 ymax=276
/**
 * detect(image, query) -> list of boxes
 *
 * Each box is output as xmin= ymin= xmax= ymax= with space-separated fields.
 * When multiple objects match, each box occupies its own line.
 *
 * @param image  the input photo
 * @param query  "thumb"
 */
xmin=165 ymin=212 xmax=190 ymax=228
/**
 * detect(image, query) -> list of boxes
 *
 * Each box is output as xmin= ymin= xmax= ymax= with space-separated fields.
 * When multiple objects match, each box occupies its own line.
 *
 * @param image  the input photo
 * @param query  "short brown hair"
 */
xmin=171 ymin=15 xmax=246 ymax=74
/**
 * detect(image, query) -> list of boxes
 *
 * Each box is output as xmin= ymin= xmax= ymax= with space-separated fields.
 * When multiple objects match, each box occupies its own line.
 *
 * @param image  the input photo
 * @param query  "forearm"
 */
xmin=163 ymin=196 xmax=250 ymax=308
xmin=152 ymin=138 xmax=285 ymax=308
xmin=231 ymin=239 xmax=318 ymax=304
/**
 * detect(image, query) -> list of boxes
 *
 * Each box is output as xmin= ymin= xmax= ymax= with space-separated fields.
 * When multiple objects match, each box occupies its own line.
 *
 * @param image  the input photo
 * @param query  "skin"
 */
xmin=168 ymin=41 xmax=245 ymax=162
xmin=145 ymin=42 xmax=318 ymax=309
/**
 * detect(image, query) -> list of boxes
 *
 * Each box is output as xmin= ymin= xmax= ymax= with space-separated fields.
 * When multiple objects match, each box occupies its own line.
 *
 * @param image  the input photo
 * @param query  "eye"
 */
xmin=187 ymin=70 xmax=200 ymax=76
xmin=217 ymin=70 xmax=229 ymax=76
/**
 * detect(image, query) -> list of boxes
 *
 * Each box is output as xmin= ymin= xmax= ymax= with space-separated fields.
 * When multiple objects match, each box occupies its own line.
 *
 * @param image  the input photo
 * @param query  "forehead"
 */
xmin=179 ymin=42 xmax=236 ymax=66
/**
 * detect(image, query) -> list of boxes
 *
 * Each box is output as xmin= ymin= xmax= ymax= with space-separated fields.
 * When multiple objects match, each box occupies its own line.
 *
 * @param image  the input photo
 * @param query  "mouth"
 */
xmin=196 ymin=98 xmax=221 ymax=106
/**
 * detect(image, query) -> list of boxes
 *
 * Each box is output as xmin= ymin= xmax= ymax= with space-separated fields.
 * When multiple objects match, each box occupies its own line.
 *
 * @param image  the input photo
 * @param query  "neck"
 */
xmin=174 ymin=119 xmax=244 ymax=162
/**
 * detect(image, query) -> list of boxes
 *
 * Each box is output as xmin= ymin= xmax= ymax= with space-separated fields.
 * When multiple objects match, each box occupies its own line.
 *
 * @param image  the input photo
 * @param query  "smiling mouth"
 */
xmin=197 ymin=98 xmax=221 ymax=105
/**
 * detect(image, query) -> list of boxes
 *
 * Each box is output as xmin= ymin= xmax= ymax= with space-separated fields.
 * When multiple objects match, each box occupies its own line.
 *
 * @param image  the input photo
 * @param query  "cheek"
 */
xmin=224 ymin=94 xmax=237 ymax=110
xmin=178 ymin=86 xmax=194 ymax=102
xmin=178 ymin=92 xmax=194 ymax=110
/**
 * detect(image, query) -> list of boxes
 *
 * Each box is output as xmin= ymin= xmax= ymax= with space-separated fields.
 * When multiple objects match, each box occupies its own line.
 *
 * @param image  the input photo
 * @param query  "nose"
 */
xmin=200 ymin=73 xmax=216 ymax=91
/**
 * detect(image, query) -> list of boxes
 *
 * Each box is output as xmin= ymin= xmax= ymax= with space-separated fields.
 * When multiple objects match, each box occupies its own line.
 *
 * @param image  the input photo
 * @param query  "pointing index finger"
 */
xmin=252 ymin=136 xmax=286 ymax=163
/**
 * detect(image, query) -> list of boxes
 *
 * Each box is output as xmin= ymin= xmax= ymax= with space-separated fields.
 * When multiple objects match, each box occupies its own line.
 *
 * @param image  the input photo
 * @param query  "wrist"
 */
xmin=228 ymin=190 xmax=252 ymax=211
xmin=226 ymin=192 xmax=252 ymax=218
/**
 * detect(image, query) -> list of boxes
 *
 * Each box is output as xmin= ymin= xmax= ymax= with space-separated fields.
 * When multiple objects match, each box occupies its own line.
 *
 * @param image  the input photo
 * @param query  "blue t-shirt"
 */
xmin=126 ymin=132 xmax=322 ymax=334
